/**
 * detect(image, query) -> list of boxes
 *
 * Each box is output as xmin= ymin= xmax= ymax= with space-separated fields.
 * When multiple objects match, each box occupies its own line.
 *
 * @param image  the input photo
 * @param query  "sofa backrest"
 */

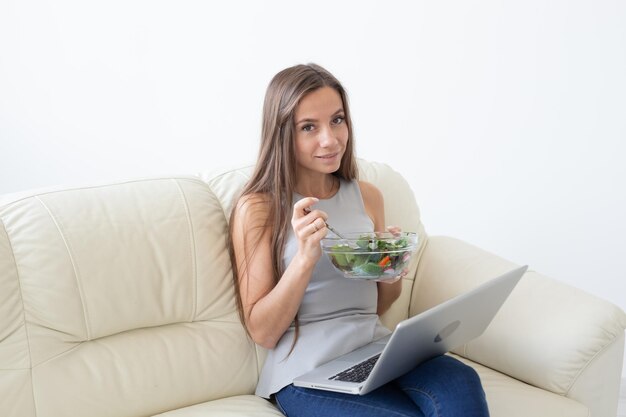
xmin=0 ymin=159 xmax=427 ymax=417
xmin=0 ymin=177 xmax=258 ymax=417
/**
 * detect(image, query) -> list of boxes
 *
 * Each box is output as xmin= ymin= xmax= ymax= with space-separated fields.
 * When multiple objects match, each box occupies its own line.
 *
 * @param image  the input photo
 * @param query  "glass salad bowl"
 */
xmin=321 ymin=232 xmax=418 ymax=281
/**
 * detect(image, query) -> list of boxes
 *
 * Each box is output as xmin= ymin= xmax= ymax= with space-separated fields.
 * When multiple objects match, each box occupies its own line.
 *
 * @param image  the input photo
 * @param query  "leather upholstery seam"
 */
xmin=30 ymin=319 xmax=244 ymax=369
xmin=0 ymin=177 xmax=206 ymax=208
xmin=204 ymin=170 xmax=252 ymax=220
xmin=201 ymin=165 xmax=253 ymax=187
xmin=564 ymin=332 xmax=621 ymax=396
xmin=172 ymin=179 xmax=198 ymax=322
xmin=0 ymin=212 xmax=39 ymax=415
xmin=35 ymin=196 xmax=92 ymax=340
xmin=29 ymin=342 xmax=83 ymax=369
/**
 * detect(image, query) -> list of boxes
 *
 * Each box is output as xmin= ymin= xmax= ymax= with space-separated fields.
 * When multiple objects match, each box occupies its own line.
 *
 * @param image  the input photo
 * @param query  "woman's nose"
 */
xmin=318 ymin=126 xmax=338 ymax=147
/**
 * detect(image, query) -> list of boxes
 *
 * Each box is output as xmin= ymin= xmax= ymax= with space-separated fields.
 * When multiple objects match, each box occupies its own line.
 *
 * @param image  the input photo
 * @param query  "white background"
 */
xmin=1 ymin=1 xmax=625 ymax=377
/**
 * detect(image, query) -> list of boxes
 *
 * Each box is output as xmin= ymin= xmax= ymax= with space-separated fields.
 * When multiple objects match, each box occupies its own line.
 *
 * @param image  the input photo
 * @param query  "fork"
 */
xmin=303 ymin=207 xmax=346 ymax=239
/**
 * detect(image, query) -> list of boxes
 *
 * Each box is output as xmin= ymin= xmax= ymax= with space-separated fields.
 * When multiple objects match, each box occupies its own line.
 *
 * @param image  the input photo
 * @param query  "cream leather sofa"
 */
xmin=1 ymin=159 xmax=624 ymax=417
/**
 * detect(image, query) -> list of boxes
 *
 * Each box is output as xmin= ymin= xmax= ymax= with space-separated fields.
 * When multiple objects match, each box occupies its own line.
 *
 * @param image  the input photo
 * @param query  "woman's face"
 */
xmin=293 ymin=86 xmax=348 ymax=176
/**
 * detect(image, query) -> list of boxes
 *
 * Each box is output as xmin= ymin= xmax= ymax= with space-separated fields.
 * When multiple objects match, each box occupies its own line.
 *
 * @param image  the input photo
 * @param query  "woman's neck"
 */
xmin=295 ymin=175 xmax=339 ymax=199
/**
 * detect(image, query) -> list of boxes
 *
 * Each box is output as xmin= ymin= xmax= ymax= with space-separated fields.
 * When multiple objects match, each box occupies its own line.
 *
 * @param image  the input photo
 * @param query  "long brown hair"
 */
xmin=228 ymin=63 xmax=358 ymax=346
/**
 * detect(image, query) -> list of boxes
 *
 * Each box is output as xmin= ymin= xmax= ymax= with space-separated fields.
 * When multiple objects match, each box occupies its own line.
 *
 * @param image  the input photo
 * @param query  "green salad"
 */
xmin=325 ymin=233 xmax=416 ymax=279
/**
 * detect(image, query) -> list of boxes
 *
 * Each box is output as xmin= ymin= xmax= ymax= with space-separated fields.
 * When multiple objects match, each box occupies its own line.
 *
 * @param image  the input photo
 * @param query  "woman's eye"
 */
xmin=302 ymin=124 xmax=315 ymax=132
xmin=332 ymin=116 xmax=345 ymax=125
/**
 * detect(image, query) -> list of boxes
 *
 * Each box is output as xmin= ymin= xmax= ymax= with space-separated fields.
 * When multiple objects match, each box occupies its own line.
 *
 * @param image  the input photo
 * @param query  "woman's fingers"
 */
xmin=386 ymin=225 xmax=402 ymax=237
xmin=377 ymin=268 xmax=408 ymax=284
xmin=292 ymin=198 xmax=328 ymax=238
xmin=293 ymin=197 xmax=319 ymax=219
xmin=310 ymin=217 xmax=326 ymax=233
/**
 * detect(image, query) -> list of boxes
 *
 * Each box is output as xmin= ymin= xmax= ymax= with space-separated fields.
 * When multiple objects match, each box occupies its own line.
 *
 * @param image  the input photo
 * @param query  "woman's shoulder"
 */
xmin=356 ymin=180 xmax=383 ymax=204
xmin=233 ymin=192 xmax=272 ymax=223
xmin=236 ymin=191 xmax=271 ymax=206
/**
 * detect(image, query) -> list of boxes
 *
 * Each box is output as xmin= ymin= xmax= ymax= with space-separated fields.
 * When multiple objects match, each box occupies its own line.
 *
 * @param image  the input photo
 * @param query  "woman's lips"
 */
xmin=316 ymin=152 xmax=339 ymax=159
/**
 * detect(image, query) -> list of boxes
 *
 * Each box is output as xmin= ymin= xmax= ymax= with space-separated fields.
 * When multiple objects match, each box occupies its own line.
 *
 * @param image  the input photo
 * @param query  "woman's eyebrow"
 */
xmin=295 ymin=108 xmax=345 ymax=125
xmin=296 ymin=117 xmax=317 ymax=125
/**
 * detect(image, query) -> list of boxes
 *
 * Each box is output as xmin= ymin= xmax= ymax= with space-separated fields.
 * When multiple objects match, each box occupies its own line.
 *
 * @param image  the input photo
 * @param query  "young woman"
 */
xmin=228 ymin=63 xmax=490 ymax=417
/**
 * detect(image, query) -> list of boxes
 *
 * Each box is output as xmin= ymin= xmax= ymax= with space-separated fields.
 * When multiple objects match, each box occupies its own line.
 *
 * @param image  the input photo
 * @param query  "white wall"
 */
xmin=1 ymin=0 xmax=625 ymax=376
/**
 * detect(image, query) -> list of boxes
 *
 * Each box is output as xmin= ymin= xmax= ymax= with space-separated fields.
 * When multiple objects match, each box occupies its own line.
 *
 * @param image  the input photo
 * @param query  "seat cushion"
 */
xmin=152 ymin=395 xmax=284 ymax=416
xmin=454 ymin=355 xmax=589 ymax=417
xmin=154 ymin=357 xmax=588 ymax=417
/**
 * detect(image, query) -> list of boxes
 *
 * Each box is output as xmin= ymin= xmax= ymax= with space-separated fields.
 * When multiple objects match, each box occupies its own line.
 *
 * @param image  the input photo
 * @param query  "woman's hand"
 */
xmin=376 ymin=225 xmax=407 ymax=284
xmin=376 ymin=226 xmax=406 ymax=313
xmin=376 ymin=269 xmax=408 ymax=284
xmin=291 ymin=197 xmax=328 ymax=266
xmin=386 ymin=225 xmax=402 ymax=237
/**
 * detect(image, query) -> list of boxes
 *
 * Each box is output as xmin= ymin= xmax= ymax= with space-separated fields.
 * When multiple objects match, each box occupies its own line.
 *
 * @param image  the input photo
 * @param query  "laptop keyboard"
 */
xmin=329 ymin=353 xmax=381 ymax=383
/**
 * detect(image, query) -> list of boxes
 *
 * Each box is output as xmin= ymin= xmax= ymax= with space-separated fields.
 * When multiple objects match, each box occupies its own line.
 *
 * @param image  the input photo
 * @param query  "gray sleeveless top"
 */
xmin=255 ymin=179 xmax=392 ymax=398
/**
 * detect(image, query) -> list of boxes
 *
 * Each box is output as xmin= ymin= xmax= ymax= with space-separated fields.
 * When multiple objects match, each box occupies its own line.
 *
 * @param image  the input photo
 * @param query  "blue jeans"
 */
xmin=274 ymin=355 xmax=489 ymax=417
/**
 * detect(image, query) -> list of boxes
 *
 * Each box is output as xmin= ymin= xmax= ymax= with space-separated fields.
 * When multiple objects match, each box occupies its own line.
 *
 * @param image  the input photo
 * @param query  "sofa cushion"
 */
xmin=152 ymin=395 xmax=283 ymax=416
xmin=414 ymin=235 xmax=626 ymax=416
xmin=454 ymin=355 xmax=589 ymax=417
xmin=0 ymin=177 xmax=259 ymax=417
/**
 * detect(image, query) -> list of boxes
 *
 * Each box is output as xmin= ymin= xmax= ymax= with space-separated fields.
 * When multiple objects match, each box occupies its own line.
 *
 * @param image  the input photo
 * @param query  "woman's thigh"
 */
xmin=393 ymin=355 xmax=489 ymax=417
xmin=274 ymin=384 xmax=424 ymax=417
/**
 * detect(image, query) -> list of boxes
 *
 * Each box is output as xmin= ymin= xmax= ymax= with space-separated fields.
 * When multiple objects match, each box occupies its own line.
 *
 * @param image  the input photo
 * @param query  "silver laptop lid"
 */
xmin=359 ymin=265 xmax=527 ymax=394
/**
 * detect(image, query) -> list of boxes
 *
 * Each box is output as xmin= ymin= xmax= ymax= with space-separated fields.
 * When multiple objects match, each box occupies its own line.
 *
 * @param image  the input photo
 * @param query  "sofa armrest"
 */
xmin=411 ymin=236 xmax=626 ymax=417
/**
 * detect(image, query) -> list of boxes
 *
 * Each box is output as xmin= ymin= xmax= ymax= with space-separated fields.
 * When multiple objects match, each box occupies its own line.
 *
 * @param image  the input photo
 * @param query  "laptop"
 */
xmin=293 ymin=265 xmax=527 ymax=395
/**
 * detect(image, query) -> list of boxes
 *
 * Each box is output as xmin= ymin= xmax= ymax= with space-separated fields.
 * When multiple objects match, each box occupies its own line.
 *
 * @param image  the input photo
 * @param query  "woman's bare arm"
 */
xmin=231 ymin=194 xmax=328 ymax=348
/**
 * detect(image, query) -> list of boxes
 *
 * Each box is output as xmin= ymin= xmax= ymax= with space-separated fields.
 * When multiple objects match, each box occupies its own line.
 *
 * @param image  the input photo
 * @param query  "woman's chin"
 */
xmin=315 ymin=154 xmax=342 ymax=170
